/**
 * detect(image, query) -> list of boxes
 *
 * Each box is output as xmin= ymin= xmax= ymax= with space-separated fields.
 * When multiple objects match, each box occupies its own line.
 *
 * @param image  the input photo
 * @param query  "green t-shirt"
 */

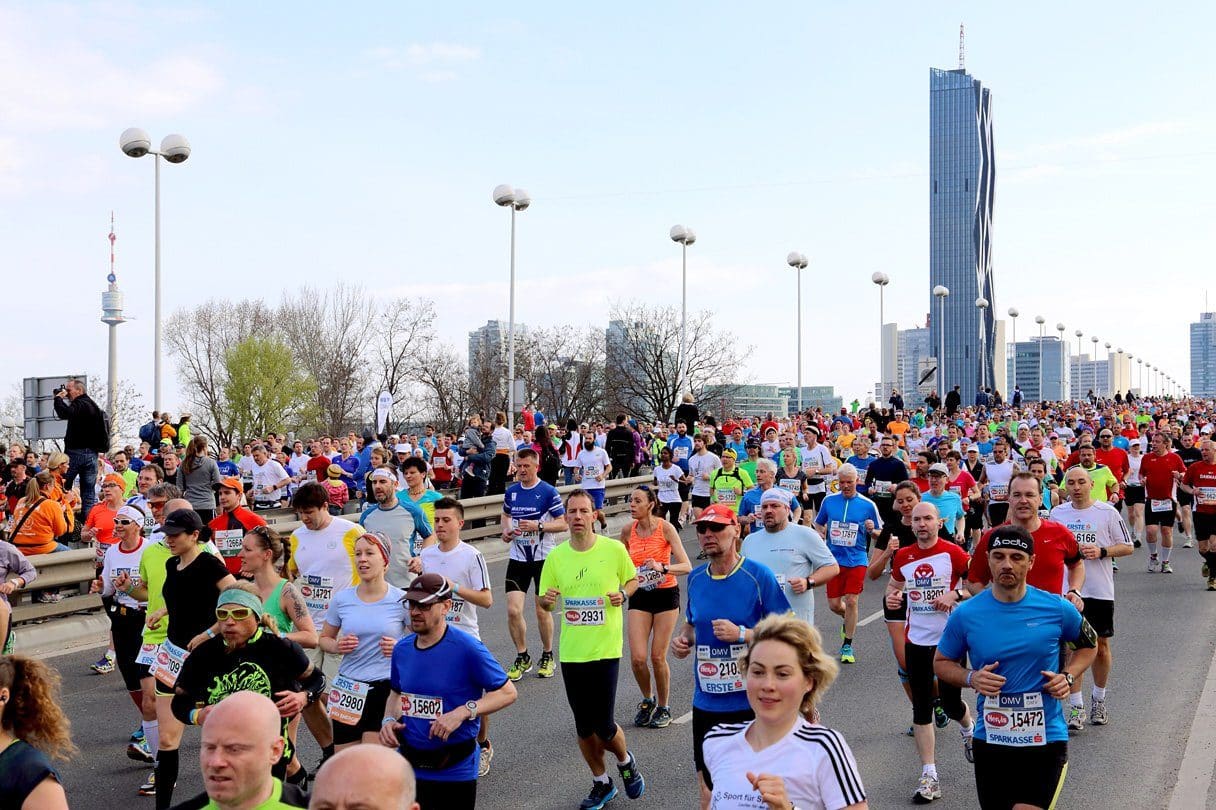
xmin=1084 ymin=464 xmax=1118 ymax=502
xmin=710 ymin=467 xmax=753 ymax=513
xmin=738 ymin=460 xmax=758 ymax=483
xmin=540 ymin=536 xmax=636 ymax=663
xmin=139 ymin=541 xmax=174 ymax=645
xmin=204 ymin=778 xmax=298 ymax=809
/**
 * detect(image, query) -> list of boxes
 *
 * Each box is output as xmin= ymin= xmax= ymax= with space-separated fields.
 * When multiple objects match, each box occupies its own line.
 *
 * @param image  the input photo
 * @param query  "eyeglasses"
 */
xmin=215 ymin=607 xmax=253 ymax=621
xmin=113 ymin=518 xmax=137 ymax=527
xmin=407 ymin=599 xmax=441 ymax=611
xmin=148 ymin=500 xmax=167 ymax=509
xmin=696 ymin=523 xmax=730 ymax=534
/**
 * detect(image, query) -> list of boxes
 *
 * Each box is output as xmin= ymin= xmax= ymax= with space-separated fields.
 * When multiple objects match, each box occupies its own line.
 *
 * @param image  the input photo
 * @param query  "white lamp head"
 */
xmin=160 ymin=134 xmax=191 ymax=164
xmin=870 ymin=271 xmax=888 ymax=285
xmin=512 ymin=188 xmax=531 ymax=211
xmin=1034 ymin=315 xmax=1045 ymax=324
xmin=1075 ymin=330 xmax=1082 ymax=338
xmin=492 ymin=184 xmax=515 ymax=206
xmin=120 ymin=127 xmax=151 ymax=158
xmin=932 ymin=284 xmax=949 ymax=297
xmin=975 ymin=297 xmax=989 ymax=308
xmin=1056 ymin=323 xmax=1065 ymax=332
xmin=1007 ymin=307 xmax=1019 ymax=317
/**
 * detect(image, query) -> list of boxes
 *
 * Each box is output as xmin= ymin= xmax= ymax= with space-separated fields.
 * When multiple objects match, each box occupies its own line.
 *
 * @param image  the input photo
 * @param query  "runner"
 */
xmin=652 ymin=448 xmax=687 ymax=529
xmin=1050 ymin=465 xmax=1134 ymax=729
xmin=1175 ymin=431 xmax=1202 ymax=547
xmin=1139 ymin=431 xmax=1187 ymax=573
xmin=865 ymin=436 xmax=910 ymax=525
xmin=813 ymin=464 xmax=881 ymax=663
xmin=540 ymin=489 xmax=646 ymax=809
xmin=702 ymin=614 xmax=867 ymax=810
xmin=687 ymin=434 xmax=722 ymax=522
xmin=207 ymin=476 xmax=268 ymax=575
xmin=799 ymin=427 xmax=837 ymax=515
xmin=238 ymin=525 xmax=317 ymax=649
xmin=674 ymin=503 xmax=791 ymax=808
xmin=419 ymin=497 xmax=495 ymax=774
xmin=320 ymin=532 xmax=408 ymax=750
xmin=708 ymin=450 xmax=752 ymax=514
xmin=738 ymin=459 xmax=801 ymax=539
xmin=934 ymin=525 xmax=1099 ymax=810
xmin=885 ymin=502 xmax=974 ymax=804
xmin=621 ymin=485 xmax=691 ymax=731
xmin=741 ymin=489 xmax=838 ymax=627
xmin=83 ymin=473 xmax=127 ymax=673
xmin=1124 ymin=439 xmax=1146 ymax=546
xmin=921 ymin=464 xmax=966 ymax=546
xmin=980 ymin=438 xmax=1016 ymax=528
xmin=358 ymin=468 xmax=432 ymax=589
xmin=1180 ymin=438 xmax=1216 ymax=587
xmin=501 ymin=448 xmax=567 ymax=682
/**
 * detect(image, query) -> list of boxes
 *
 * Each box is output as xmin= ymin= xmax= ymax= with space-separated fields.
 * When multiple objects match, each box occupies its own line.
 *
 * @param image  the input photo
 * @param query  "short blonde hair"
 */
xmin=741 ymin=614 xmax=839 ymax=714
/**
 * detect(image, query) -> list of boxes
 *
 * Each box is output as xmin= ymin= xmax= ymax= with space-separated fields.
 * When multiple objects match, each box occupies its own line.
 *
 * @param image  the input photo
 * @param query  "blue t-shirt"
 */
xmin=814 ymin=493 xmax=882 ymax=568
xmin=738 ymin=487 xmax=799 ymax=523
xmin=216 ymin=460 xmax=238 ymax=477
xmin=325 ymin=585 xmax=407 ymax=683
xmin=667 ymin=435 xmax=694 ymax=473
xmin=685 ymin=557 xmax=790 ymax=713
xmin=921 ymin=490 xmax=966 ymax=536
xmin=846 ymin=455 xmax=874 ymax=495
xmin=389 ymin=626 xmax=509 ymax=781
xmin=937 ymin=587 xmax=1087 ymax=744
xmin=502 ymin=480 xmax=566 ymax=563
xmin=724 ymin=440 xmax=748 ymax=459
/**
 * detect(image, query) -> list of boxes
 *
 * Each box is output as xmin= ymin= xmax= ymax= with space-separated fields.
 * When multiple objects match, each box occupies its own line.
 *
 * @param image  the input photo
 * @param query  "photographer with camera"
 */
xmin=52 ymin=379 xmax=109 ymax=519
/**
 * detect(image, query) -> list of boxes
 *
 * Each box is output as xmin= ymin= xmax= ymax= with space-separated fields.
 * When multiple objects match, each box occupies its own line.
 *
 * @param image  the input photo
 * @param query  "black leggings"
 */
xmin=906 ymin=642 xmax=965 ymax=726
xmin=416 ymin=777 xmax=477 ymax=810
xmin=659 ymin=501 xmax=682 ymax=531
xmin=561 ymin=658 xmax=620 ymax=741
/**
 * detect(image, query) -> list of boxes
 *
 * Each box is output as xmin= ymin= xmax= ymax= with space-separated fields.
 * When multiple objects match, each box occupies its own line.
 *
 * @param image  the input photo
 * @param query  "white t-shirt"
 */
xmin=288 ymin=517 xmax=360 ymax=626
xmin=420 ymin=542 xmax=490 ymax=640
xmin=492 ymin=426 xmax=513 ymax=455
xmin=702 ymin=719 xmax=866 ymax=810
xmin=1049 ymin=500 xmax=1131 ymax=601
xmin=576 ymin=446 xmax=612 ymax=491
xmin=101 ymin=539 xmax=149 ymax=610
xmin=800 ymin=444 xmax=836 ymax=494
xmin=251 ymin=458 xmax=290 ymax=504
xmin=688 ymin=451 xmax=723 ymax=497
xmin=654 ymin=464 xmax=684 ymax=504
xmin=983 ymin=460 xmax=1015 ymax=501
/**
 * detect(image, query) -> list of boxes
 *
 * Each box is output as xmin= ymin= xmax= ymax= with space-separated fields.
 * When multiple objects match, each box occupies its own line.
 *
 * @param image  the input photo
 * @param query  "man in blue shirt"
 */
xmin=737 ymin=459 xmax=800 ymax=538
xmin=665 ymin=422 xmax=695 ymax=523
xmin=922 ymin=463 xmax=967 ymax=545
xmin=934 ymin=525 xmax=1098 ymax=810
xmin=813 ymin=464 xmax=882 ymax=663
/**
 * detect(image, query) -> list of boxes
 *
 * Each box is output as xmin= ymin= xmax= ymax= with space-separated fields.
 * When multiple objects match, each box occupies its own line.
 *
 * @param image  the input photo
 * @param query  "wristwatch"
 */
xmin=465 ymin=700 xmax=479 ymax=720
xmin=1063 ymin=673 xmax=1075 ymax=687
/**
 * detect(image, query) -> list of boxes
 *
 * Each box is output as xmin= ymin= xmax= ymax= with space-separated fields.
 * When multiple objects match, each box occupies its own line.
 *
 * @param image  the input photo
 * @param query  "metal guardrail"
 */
xmin=8 ymin=475 xmax=654 ymax=628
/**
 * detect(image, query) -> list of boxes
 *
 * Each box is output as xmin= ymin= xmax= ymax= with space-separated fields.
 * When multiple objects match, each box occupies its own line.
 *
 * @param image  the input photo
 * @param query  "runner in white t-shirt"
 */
xmin=575 ymin=440 xmax=613 ymax=533
xmin=249 ymin=444 xmax=291 ymax=509
xmin=687 ymin=436 xmax=723 ymax=520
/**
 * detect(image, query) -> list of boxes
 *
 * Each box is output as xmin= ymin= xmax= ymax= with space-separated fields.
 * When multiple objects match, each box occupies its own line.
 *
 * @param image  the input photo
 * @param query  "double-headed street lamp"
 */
xmin=1034 ymin=316 xmax=1046 ymax=400
xmin=872 ymin=272 xmax=890 ymax=406
xmin=670 ymin=225 xmax=696 ymax=413
xmin=788 ymin=252 xmax=809 ymax=413
xmin=933 ymin=285 xmax=949 ymax=393
xmin=119 ymin=128 xmax=191 ymax=412
xmin=976 ymin=297 xmax=989 ymax=390
xmin=1007 ymin=308 xmax=1019 ymax=392
xmin=492 ymin=184 xmax=531 ymax=428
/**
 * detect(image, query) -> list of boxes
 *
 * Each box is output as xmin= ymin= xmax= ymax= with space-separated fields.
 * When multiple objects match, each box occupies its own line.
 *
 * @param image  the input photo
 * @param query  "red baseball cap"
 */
xmin=693 ymin=504 xmax=739 ymax=526
xmin=218 ymin=476 xmax=243 ymax=493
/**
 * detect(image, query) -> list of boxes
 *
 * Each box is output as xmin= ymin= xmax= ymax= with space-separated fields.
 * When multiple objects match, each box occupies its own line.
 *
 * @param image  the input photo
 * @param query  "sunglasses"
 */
xmin=696 ymin=523 xmax=730 ymax=534
xmin=113 ymin=518 xmax=137 ymax=527
xmin=215 ymin=607 xmax=253 ymax=621
xmin=406 ymin=599 xmax=442 ymax=611
xmin=148 ymin=500 xmax=167 ymax=508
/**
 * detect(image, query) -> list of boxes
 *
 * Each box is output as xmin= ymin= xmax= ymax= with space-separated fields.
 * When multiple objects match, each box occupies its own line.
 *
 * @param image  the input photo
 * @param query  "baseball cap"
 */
xmin=162 ymin=508 xmax=204 ymax=536
xmin=159 ymin=439 xmax=173 ymax=447
xmin=692 ymin=503 xmax=739 ymax=525
xmin=402 ymin=572 xmax=452 ymax=605
xmin=218 ymin=476 xmax=243 ymax=493
xmin=928 ymin=463 xmax=949 ymax=476
xmin=394 ymin=443 xmax=410 ymax=454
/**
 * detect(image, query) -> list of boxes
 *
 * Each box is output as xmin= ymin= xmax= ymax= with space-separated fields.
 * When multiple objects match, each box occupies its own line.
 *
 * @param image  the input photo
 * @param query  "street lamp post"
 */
xmin=1137 ymin=359 xmax=1143 ymax=394
xmin=119 ymin=128 xmax=191 ymax=412
xmin=976 ymin=297 xmax=989 ymax=392
xmin=493 ymin=184 xmax=531 ymax=429
xmin=670 ymin=225 xmax=696 ymax=415
xmin=1074 ymin=330 xmax=1083 ymax=397
xmin=789 ymin=253 xmax=809 ymax=413
xmin=1103 ymin=342 xmax=1111 ymax=396
xmin=933 ymin=285 xmax=950 ymax=395
xmin=1035 ymin=316 xmax=1046 ymax=401
xmin=872 ymin=272 xmax=890 ymax=406
xmin=1007 ymin=308 xmax=1019 ymax=394
xmin=1056 ymin=323 xmax=1066 ymax=400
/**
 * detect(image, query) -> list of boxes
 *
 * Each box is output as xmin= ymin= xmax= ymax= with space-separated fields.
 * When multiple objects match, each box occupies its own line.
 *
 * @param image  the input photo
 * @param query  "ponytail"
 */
xmin=0 ymin=655 xmax=77 ymax=761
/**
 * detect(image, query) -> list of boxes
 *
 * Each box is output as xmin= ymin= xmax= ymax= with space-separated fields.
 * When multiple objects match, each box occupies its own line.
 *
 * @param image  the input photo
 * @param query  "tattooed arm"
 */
xmin=279 ymin=580 xmax=319 ymax=649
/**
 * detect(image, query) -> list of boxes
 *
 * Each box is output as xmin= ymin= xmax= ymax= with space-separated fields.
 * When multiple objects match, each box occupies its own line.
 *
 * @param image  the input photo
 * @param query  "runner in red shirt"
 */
xmin=207 ymin=476 xmax=268 ymax=574
xmin=429 ymin=435 xmax=455 ymax=489
xmin=1139 ymin=431 xmax=1188 ymax=573
xmin=966 ymin=471 xmax=1084 ymax=605
xmin=1093 ymin=430 xmax=1130 ymax=486
xmin=1181 ymin=438 xmax=1216 ymax=588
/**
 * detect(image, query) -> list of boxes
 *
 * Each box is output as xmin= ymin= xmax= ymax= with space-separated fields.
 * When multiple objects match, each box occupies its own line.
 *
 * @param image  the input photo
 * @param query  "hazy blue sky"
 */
xmin=2 ymin=1 xmax=1212 ymax=414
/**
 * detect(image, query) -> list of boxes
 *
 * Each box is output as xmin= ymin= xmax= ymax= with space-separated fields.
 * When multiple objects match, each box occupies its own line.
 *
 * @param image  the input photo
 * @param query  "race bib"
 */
xmin=135 ymin=642 xmax=159 ymax=667
xmin=906 ymin=576 xmax=948 ymax=615
xmin=714 ymin=489 xmax=738 ymax=505
xmin=989 ymin=483 xmax=1008 ymax=501
xmin=1151 ymin=499 xmax=1173 ymax=513
xmin=300 ymin=574 xmax=335 ymax=615
xmin=636 ymin=565 xmax=665 ymax=591
xmin=829 ymin=520 xmax=859 ymax=547
xmin=696 ymin=643 xmax=747 ymax=694
xmin=401 ymin=692 xmax=443 ymax=721
xmin=94 ymin=543 xmax=107 ymax=565
xmin=563 ymin=596 xmax=606 ymax=626
xmin=328 ymin=674 xmax=370 ymax=725
xmin=582 ymin=465 xmax=601 ymax=480
xmin=153 ymin=638 xmax=189 ymax=689
xmin=1038 ymin=509 xmax=1051 ymax=521
xmin=779 ymin=479 xmax=800 ymax=493
xmin=1199 ymin=487 xmax=1216 ymax=506
xmin=432 ymin=456 xmax=446 ymax=468
xmin=445 ymin=597 xmax=467 ymax=625
xmin=870 ymin=479 xmax=892 ymax=495
xmin=673 ymin=447 xmax=688 ymax=461
xmin=214 ymin=529 xmax=245 ymax=557
xmin=1070 ymin=526 xmax=1098 ymax=545
xmin=112 ymin=567 xmax=141 ymax=591
xmin=512 ymin=520 xmax=539 ymax=547
xmin=984 ymin=692 xmax=1046 ymax=747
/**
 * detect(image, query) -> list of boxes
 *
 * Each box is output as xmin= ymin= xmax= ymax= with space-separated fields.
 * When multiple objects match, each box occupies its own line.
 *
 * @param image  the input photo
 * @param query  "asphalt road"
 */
xmin=39 ymin=522 xmax=1216 ymax=810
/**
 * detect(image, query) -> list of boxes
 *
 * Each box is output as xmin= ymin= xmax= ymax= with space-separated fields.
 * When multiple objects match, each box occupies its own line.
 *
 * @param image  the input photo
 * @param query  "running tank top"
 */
xmin=628 ymin=519 xmax=676 ymax=590
xmin=262 ymin=579 xmax=294 ymax=635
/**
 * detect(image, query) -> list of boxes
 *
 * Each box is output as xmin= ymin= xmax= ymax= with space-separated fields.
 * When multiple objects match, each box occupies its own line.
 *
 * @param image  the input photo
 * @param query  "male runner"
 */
xmin=865 ymin=436 xmax=910 ymax=525
xmin=741 ymin=489 xmax=838 ymax=628
xmin=359 ymin=468 xmax=432 ymax=589
xmin=1140 ymin=431 xmax=1187 ymax=573
xmin=980 ymin=438 xmax=1016 ymax=527
xmin=737 ymin=459 xmax=800 ymax=538
xmin=686 ymin=434 xmax=722 ymax=521
xmin=813 ymin=464 xmax=881 ymax=663
xmin=1181 ymin=438 xmax=1216 ymax=588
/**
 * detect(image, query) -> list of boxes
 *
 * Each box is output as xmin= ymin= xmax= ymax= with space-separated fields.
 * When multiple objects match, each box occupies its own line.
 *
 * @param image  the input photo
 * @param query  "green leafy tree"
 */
xmin=221 ymin=336 xmax=317 ymax=442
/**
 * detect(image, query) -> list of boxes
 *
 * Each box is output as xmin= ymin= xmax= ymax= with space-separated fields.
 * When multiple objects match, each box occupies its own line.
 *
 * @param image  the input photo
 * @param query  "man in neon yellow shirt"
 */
xmin=709 ymin=450 xmax=753 ymax=514
xmin=540 ymin=489 xmax=645 ymax=808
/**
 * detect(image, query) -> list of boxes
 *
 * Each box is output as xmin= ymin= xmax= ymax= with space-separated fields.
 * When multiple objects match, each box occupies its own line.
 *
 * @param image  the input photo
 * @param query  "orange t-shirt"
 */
xmin=626 ymin=519 xmax=676 ymax=590
xmin=85 ymin=503 xmax=119 ymax=546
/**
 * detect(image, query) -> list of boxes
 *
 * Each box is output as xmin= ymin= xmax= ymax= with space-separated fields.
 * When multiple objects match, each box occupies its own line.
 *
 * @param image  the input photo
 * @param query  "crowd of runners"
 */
xmin=2 ymin=385 xmax=1215 ymax=809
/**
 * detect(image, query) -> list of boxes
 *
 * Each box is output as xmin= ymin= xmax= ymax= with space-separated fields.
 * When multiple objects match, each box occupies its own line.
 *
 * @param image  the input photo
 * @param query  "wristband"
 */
xmin=1099 ymin=547 xmax=1107 ymax=559
xmin=451 ymin=583 xmax=460 ymax=597
xmin=381 ymin=717 xmax=396 ymax=727
xmin=738 ymin=625 xmax=747 ymax=644
xmin=205 ymin=628 xmax=216 ymax=639
xmin=965 ymin=670 xmax=974 ymax=688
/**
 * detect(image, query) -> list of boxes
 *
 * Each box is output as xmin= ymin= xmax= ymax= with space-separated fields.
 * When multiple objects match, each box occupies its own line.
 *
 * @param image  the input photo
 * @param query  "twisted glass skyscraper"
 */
xmin=929 ymin=66 xmax=995 ymax=398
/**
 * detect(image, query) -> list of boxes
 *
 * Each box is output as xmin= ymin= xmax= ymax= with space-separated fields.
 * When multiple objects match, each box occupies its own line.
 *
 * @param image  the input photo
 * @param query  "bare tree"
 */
xmin=415 ymin=342 xmax=472 ymax=434
xmin=278 ymin=284 xmax=375 ymax=436
xmin=165 ymin=299 xmax=277 ymax=447
xmin=605 ymin=301 xmax=747 ymax=421
xmin=372 ymin=298 xmax=437 ymax=433
xmin=517 ymin=326 xmax=606 ymax=425
xmin=467 ymin=340 xmax=506 ymax=419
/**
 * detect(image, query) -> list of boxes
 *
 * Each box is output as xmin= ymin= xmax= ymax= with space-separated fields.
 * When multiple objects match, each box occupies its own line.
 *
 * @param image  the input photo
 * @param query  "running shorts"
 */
xmin=1195 ymin=512 xmax=1216 ymax=541
xmin=560 ymin=658 xmax=620 ymax=742
xmin=690 ymin=494 xmax=711 ymax=509
xmin=1124 ymin=484 xmax=1145 ymax=505
xmin=504 ymin=559 xmax=545 ymax=594
xmin=972 ymin=739 xmax=1068 ymax=810
xmin=628 ymin=586 xmax=680 ymax=614
xmin=331 ymin=678 xmax=392 ymax=745
xmin=1082 ymin=598 xmax=1114 ymax=638
xmin=825 ymin=566 xmax=866 ymax=599
xmin=1145 ymin=500 xmax=1177 ymax=527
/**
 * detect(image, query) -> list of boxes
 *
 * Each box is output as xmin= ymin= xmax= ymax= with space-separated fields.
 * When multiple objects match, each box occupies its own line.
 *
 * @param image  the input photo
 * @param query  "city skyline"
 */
xmin=0 ymin=4 xmax=1208 ymax=411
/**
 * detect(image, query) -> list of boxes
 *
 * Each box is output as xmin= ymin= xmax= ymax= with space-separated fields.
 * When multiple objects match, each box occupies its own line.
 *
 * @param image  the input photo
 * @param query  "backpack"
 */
xmin=139 ymin=420 xmax=158 ymax=445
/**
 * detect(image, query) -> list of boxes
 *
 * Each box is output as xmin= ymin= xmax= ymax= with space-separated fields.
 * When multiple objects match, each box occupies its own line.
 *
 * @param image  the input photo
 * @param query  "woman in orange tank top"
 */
xmin=620 ymin=485 xmax=691 ymax=729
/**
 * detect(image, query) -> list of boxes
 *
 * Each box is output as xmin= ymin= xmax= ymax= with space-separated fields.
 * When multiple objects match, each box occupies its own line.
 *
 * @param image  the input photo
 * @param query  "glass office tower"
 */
xmin=929 ymin=66 xmax=996 ymax=398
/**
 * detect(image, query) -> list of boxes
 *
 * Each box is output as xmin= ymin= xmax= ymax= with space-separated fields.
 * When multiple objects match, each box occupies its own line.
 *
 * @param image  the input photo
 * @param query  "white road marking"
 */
xmin=857 ymin=609 xmax=885 ymax=627
xmin=1167 ymin=637 xmax=1216 ymax=808
xmin=674 ymin=711 xmax=694 ymax=725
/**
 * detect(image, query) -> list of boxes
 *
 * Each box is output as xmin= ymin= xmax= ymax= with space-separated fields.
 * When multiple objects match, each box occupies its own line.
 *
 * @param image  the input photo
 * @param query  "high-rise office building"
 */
xmin=897 ymin=327 xmax=933 ymax=400
xmin=930 ymin=62 xmax=996 ymax=399
xmin=1191 ymin=312 xmax=1216 ymax=397
xmin=1007 ymin=337 xmax=1067 ymax=402
xmin=1069 ymin=355 xmax=1109 ymax=401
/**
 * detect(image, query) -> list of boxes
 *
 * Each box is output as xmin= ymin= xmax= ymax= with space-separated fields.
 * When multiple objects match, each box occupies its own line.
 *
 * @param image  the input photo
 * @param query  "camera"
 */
xmin=54 ymin=385 xmax=67 ymax=396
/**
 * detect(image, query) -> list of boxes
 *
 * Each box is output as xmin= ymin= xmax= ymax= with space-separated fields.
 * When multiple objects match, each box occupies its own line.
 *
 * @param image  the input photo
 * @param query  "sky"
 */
xmin=2 ymin=1 xmax=1213 ymax=417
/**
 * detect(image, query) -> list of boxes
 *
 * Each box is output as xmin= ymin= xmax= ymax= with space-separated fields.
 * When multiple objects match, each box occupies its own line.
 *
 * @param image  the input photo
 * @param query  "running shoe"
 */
xmin=1090 ymin=699 xmax=1108 ymax=726
xmin=839 ymin=643 xmax=855 ymax=664
xmin=579 ymin=779 xmax=618 ymax=810
xmin=912 ymin=774 xmax=942 ymax=804
xmin=1112 ymin=559 xmax=1119 ymax=572
xmin=536 ymin=651 xmax=556 ymax=679
xmin=1204 ymin=562 xmax=1210 ymax=579
xmin=618 ymin=753 xmax=645 ymax=799
xmin=1134 ymin=537 xmax=1142 ymax=549
xmin=1184 ymin=536 xmax=1194 ymax=548
xmin=506 ymin=652 xmax=532 ymax=682
xmin=130 ymin=726 xmax=144 ymax=744
xmin=127 ymin=739 xmax=154 ymax=764
xmin=138 ymin=773 xmax=158 ymax=796
xmin=1208 ymin=577 xmax=1216 ymax=591
xmin=1162 ymin=561 xmax=1174 ymax=574
xmin=91 ymin=654 xmax=115 ymax=674
xmin=477 ymin=741 xmax=493 ymax=778
xmin=962 ymin=727 xmax=974 ymax=763
xmin=36 ymin=591 xmax=62 ymax=603
xmin=633 ymin=697 xmax=656 ymax=727
xmin=1066 ymin=705 xmax=1084 ymax=731
xmin=648 ymin=706 xmax=672 ymax=728
xmin=933 ymin=700 xmax=949 ymax=729
xmin=906 ymin=726 xmax=915 ymax=737
xmin=1148 ymin=556 xmax=1160 ymax=573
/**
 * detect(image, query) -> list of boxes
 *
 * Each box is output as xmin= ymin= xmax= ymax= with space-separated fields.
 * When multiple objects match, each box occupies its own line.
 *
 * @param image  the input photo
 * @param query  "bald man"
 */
xmin=170 ymin=690 xmax=307 ymax=809
xmin=310 ymin=745 xmax=419 ymax=810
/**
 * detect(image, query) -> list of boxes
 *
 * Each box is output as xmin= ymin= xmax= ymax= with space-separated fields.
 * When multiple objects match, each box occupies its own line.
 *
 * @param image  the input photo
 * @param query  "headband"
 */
xmin=361 ymin=532 xmax=392 ymax=567
xmin=216 ymin=588 xmax=263 ymax=618
xmin=369 ymin=468 xmax=397 ymax=482
xmin=117 ymin=504 xmax=146 ymax=523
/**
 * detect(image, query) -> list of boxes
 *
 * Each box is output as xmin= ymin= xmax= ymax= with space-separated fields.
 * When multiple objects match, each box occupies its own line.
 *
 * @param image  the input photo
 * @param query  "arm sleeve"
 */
xmin=470 ymin=634 xmax=510 ymax=691
xmin=546 ymin=487 xmax=566 ymax=517
xmin=758 ymin=565 xmax=793 ymax=614
xmin=538 ymin=556 xmax=555 ymax=596
xmin=14 ymin=547 xmax=36 ymax=586
xmin=935 ymin=610 xmax=967 ymax=660
xmin=814 ymin=730 xmax=868 ymax=810
xmin=806 ymin=532 xmax=839 ymax=572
